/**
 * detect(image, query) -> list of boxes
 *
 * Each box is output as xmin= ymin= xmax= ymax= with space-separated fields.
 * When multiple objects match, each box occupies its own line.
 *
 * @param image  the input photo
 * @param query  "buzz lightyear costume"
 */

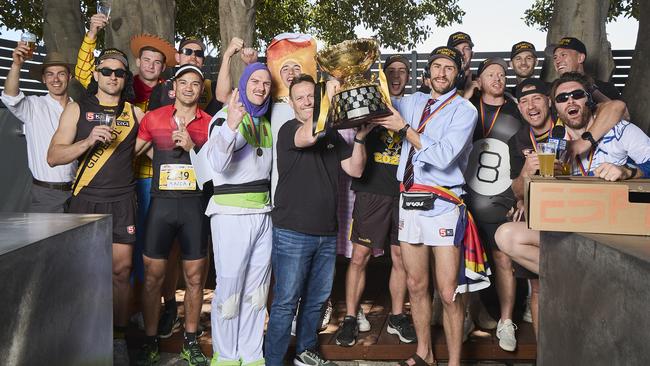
xmin=204 ymin=63 xmax=273 ymax=366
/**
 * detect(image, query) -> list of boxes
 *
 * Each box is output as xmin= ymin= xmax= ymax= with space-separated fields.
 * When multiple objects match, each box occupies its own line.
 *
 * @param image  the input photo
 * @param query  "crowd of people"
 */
xmin=3 ymin=11 xmax=650 ymax=366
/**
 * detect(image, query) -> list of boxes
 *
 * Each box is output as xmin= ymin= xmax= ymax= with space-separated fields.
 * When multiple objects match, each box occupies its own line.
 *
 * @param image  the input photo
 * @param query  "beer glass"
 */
xmin=99 ymin=113 xmax=115 ymax=128
xmin=97 ymin=0 xmax=112 ymax=17
xmin=21 ymin=32 xmax=37 ymax=59
xmin=537 ymin=142 xmax=557 ymax=177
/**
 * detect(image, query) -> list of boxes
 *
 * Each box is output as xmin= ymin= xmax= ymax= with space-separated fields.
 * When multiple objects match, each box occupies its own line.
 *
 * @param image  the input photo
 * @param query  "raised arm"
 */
xmin=215 ymin=38 xmax=244 ymax=103
xmin=340 ymin=124 xmax=375 ymax=178
xmin=75 ymin=13 xmax=107 ymax=88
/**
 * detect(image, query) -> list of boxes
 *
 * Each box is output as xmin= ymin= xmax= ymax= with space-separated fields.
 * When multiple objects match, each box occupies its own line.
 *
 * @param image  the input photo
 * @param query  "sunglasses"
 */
xmin=555 ymin=89 xmax=587 ymax=103
xmin=96 ymin=68 xmax=127 ymax=78
xmin=180 ymin=48 xmax=205 ymax=58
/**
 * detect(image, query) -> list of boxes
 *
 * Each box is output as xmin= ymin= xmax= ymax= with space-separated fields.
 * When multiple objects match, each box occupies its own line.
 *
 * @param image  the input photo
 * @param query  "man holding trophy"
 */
xmin=374 ymin=46 xmax=485 ymax=366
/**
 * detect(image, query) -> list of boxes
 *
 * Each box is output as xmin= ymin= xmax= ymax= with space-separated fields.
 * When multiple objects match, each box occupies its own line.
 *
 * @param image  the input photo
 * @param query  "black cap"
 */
xmin=511 ymin=41 xmax=536 ymax=59
xmin=447 ymin=31 xmax=474 ymax=48
xmin=178 ymin=37 xmax=206 ymax=52
xmin=384 ymin=54 xmax=410 ymax=73
xmin=427 ymin=46 xmax=462 ymax=71
xmin=477 ymin=57 xmax=508 ymax=76
xmin=96 ymin=48 xmax=129 ymax=68
xmin=174 ymin=64 xmax=204 ymax=80
xmin=553 ymin=37 xmax=587 ymax=57
xmin=515 ymin=78 xmax=549 ymax=100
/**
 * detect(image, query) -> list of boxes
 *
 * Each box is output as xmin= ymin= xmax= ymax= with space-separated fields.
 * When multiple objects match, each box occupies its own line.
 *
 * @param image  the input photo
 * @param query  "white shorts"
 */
xmin=398 ymin=198 xmax=460 ymax=246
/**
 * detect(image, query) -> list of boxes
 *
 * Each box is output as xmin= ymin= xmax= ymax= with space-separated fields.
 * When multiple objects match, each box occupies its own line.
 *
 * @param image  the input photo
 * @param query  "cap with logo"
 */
xmin=384 ymin=54 xmax=410 ymax=73
xmin=174 ymin=64 xmax=204 ymax=80
xmin=553 ymin=37 xmax=587 ymax=57
xmin=477 ymin=57 xmax=508 ymax=77
xmin=178 ymin=37 xmax=206 ymax=52
xmin=427 ymin=46 xmax=463 ymax=72
xmin=96 ymin=48 xmax=129 ymax=69
xmin=447 ymin=31 xmax=474 ymax=48
xmin=515 ymin=78 xmax=549 ymax=100
xmin=510 ymin=41 xmax=537 ymax=59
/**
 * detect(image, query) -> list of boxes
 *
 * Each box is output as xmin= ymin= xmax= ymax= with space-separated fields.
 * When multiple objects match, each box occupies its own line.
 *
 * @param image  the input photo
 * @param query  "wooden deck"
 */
xmin=127 ymin=257 xmax=537 ymax=362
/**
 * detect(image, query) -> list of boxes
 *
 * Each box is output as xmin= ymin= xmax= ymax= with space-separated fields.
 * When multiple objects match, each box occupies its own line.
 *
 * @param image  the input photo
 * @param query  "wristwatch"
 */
xmin=581 ymin=131 xmax=598 ymax=149
xmin=626 ymin=164 xmax=638 ymax=179
xmin=398 ymin=124 xmax=410 ymax=139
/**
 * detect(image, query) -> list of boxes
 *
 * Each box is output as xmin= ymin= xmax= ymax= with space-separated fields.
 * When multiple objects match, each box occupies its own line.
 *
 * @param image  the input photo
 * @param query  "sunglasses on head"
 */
xmin=555 ymin=89 xmax=587 ymax=103
xmin=180 ymin=48 xmax=205 ymax=58
xmin=96 ymin=68 xmax=127 ymax=78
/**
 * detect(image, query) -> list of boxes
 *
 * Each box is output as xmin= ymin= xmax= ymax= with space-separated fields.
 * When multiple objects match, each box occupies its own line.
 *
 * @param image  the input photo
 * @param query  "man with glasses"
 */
xmin=1 ymin=43 xmax=75 ymax=213
xmin=496 ymin=71 xmax=649 ymax=280
xmin=47 ymin=48 xmax=146 ymax=366
xmin=149 ymin=37 xmax=220 ymax=115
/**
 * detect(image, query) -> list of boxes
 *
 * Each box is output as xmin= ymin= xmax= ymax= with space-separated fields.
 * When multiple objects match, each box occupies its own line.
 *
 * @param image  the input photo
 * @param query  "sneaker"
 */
xmin=181 ymin=341 xmax=209 ymax=366
xmin=113 ymin=338 xmax=130 ymax=366
xmin=496 ymin=319 xmax=518 ymax=352
xmin=319 ymin=299 xmax=333 ymax=331
xmin=386 ymin=313 xmax=417 ymax=343
xmin=462 ymin=311 xmax=476 ymax=343
xmin=135 ymin=341 xmax=160 ymax=366
xmin=335 ymin=316 xmax=358 ymax=347
xmin=294 ymin=349 xmax=338 ymax=366
xmin=158 ymin=307 xmax=180 ymax=338
xmin=523 ymin=295 xmax=533 ymax=323
xmin=356 ymin=309 xmax=370 ymax=332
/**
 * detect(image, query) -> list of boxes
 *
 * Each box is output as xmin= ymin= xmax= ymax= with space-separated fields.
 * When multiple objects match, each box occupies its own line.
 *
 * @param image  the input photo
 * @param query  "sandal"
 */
xmin=398 ymin=353 xmax=437 ymax=366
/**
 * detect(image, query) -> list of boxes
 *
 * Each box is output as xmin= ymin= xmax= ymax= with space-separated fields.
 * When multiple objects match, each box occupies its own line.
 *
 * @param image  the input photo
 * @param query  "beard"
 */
xmin=560 ymin=106 xmax=591 ymax=130
xmin=432 ymin=78 xmax=454 ymax=95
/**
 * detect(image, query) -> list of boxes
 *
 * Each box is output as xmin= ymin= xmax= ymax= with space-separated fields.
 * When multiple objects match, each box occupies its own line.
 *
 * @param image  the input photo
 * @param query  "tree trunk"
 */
xmin=542 ymin=0 xmax=615 ymax=83
xmin=219 ymin=0 xmax=257 ymax=87
xmin=42 ymin=0 xmax=85 ymax=61
xmin=623 ymin=1 xmax=650 ymax=133
xmin=42 ymin=0 xmax=85 ymax=100
xmin=104 ymin=0 xmax=176 ymax=74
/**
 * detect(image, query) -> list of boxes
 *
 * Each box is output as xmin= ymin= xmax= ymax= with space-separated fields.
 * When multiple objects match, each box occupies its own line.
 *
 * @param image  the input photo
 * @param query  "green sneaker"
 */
xmin=136 ymin=341 xmax=160 ymax=366
xmin=181 ymin=341 xmax=209 ymax=366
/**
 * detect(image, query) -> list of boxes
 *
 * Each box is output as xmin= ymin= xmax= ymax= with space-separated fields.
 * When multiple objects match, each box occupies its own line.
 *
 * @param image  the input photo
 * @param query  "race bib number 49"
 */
xmin=159 ymin=164 xmax=196 ymax=190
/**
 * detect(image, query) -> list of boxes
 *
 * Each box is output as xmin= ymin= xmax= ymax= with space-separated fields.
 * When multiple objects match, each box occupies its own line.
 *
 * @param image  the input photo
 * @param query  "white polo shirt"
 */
xmin=1 ymin=91 xmax=76 ymax=183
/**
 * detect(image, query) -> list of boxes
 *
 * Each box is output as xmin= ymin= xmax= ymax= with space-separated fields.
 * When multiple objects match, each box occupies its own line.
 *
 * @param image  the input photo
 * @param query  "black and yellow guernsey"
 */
xmin=72 ymin=95 xmax=138 ymax=201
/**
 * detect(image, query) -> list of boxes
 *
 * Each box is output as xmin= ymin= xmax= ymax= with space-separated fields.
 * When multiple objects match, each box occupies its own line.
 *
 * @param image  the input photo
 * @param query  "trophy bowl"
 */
xmin=316 ymin=38 xmax=392 ymax=129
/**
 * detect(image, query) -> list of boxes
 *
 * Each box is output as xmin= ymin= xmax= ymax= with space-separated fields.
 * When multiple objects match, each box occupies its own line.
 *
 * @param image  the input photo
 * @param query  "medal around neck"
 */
xmin=316 ymin=38 xmax=392 ymax=129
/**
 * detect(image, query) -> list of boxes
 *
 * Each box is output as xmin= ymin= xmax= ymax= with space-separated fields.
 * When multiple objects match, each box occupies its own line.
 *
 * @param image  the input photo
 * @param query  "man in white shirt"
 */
xmin=1 ymin=42 xmax=75 ymax=212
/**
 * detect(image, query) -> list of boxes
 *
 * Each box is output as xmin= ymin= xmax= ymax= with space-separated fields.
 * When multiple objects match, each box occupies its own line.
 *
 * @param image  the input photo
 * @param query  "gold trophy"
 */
xmin=316 ymin=38 xmax=392 ymax=129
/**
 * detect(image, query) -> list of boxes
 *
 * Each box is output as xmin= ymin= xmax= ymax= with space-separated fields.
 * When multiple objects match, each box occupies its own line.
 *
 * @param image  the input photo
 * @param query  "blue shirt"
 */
xmin=396 ymin=89 xmax=478 ymax=216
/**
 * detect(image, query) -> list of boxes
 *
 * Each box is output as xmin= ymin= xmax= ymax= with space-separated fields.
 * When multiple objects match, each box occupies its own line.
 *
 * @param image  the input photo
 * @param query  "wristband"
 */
xmin=626 ymin=164 xmax=638 ymax=179
xmin=398 ymin=124 xmax=410 ymax=139
xmin=353 ymin=136 xmax=365 ymax=144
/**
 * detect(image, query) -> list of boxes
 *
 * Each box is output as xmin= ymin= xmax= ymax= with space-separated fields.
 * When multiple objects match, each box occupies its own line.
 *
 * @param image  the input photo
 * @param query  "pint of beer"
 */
xmin=537 ymin=142 xmax=557 ymax=177
xmin=21 ymin=32 xmax=37 ymax=59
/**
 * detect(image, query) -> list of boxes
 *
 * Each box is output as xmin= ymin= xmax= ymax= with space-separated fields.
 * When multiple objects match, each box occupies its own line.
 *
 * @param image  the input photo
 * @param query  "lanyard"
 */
xmin=417 ymin=94 xmax=458 ymax=133
xmin=528 ymin=119 xmax=555 ymax=152
xmin=480 ymin=99 xmax=502 ymax=137
xmin=576 ymin=148 xmax=595 ymax=176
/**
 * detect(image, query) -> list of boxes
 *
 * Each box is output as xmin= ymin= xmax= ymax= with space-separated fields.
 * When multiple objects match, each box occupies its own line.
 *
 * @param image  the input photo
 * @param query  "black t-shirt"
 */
xmin=272 ymin=119 xmax=353 ymax=235
xmin=350 ymin=127 xmax=401 ymax=197
xmin=508 ymin=124 xmax=551 ymax=179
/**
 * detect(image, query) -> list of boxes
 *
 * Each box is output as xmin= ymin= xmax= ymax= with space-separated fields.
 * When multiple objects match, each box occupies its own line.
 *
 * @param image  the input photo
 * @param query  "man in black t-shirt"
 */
xmin=265 ymin=75 xmax=374 ymax=366
xmin=465 ymin=57 xmax=523 ymax=352
xmin=551 ymin=37 xmax=622 ymax=102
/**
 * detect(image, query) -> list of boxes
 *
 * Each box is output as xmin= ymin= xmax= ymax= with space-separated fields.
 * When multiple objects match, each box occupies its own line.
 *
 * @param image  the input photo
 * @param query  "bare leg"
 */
xmin=492 ymin=249 xmax=516 ymax=321
xmin=433 ymin=245 xmax=464 ymax=366
xmin=345 ymin=243 xmax=372 ymax=316
xmin=495 ymin=222 xmax=540 ymax=274
xmin=530 ymin=279 xmax=540 ymax=338
xmin=113 ymin=243 xmax=133 ymax=328
xmin=400 ymin=242 xmax=435 ymax=364
xmin=389 ymin=245 xmax=407 ymax=315
xmin=142 ymin=257 xmax=167 ymax=336
xmin=182 ymin=258 xmax=208 ymax=333
xmin=161 ymin=242 xmax=182 ymax=305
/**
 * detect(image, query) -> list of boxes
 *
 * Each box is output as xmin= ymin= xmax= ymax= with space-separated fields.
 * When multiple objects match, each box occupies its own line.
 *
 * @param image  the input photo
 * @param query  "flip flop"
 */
xmin=397 ymin=353 xmax=437 ymax=366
